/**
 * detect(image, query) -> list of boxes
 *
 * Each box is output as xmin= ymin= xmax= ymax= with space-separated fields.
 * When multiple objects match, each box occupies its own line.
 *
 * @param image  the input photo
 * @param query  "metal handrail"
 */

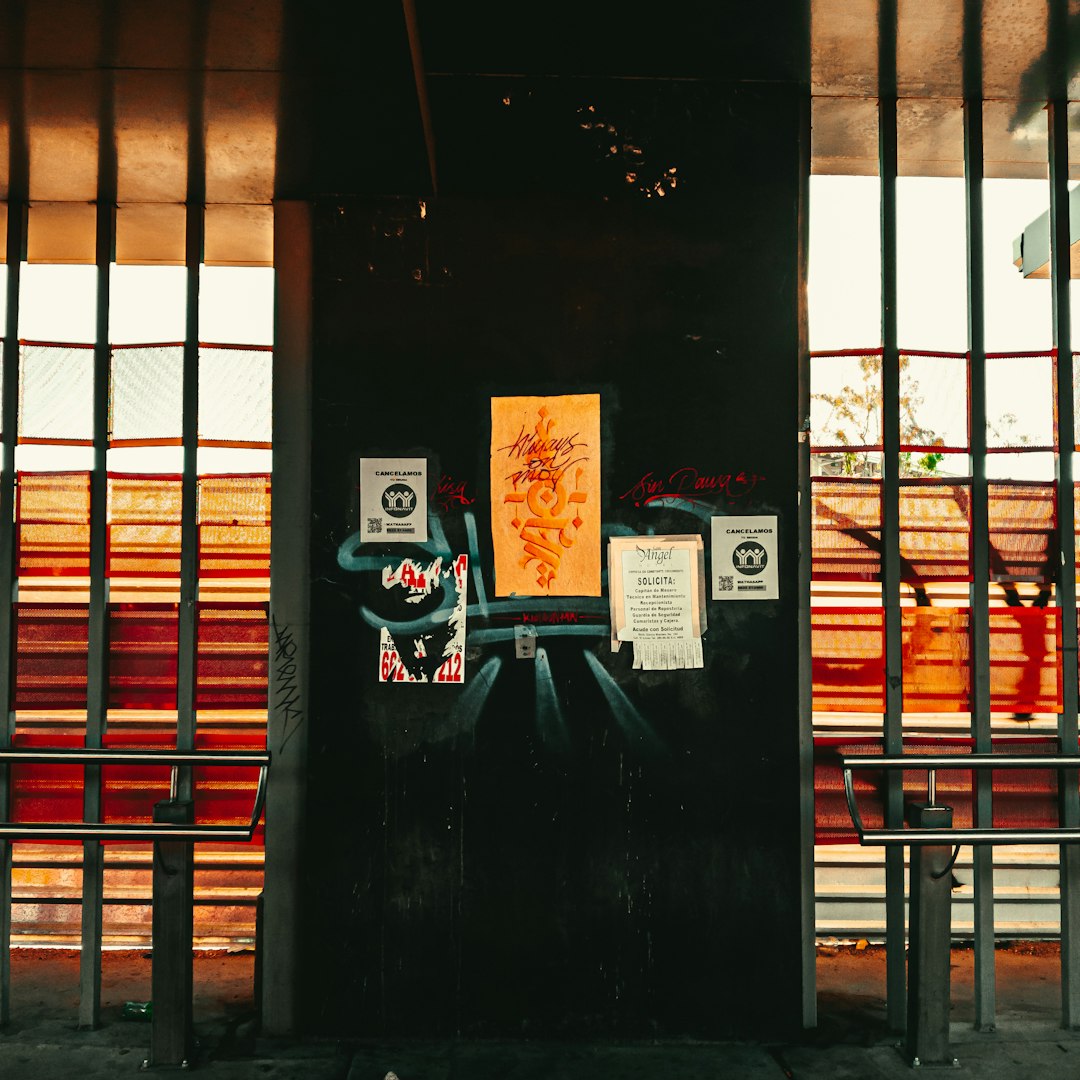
xmin=0 ymin=748 xmax=270 ymax=842
xmin=841 ymin=753 xmax=1080 ymax=846
xmin=0 ymin=749 xmax=270 ymax=767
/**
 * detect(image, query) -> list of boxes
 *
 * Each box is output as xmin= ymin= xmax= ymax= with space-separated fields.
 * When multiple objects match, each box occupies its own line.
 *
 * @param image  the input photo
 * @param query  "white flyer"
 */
xmin=610 ymin=536 xmax=705 ymax=671
xmin=711 ymin=515 xmax=779 ymax=600
xmin=360 ymin=457 xmax=428 ymax=542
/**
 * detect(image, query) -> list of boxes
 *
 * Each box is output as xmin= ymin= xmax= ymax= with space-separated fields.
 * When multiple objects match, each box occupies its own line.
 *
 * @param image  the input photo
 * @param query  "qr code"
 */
xmin=717 ymin=576 xmax=734 ymax=592
xmin=366 ymin=517 xmax=383 ymax=534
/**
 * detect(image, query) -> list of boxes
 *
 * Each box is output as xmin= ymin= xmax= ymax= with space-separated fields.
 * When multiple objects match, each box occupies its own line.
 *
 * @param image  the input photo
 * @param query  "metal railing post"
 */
xmin=842 ymin=752 xmax=1080 ymax=1061
xmin=904 ymin=799 xmax=958 ymax=1067
xmin=148 ymin=797 xmax=195 ymax=1069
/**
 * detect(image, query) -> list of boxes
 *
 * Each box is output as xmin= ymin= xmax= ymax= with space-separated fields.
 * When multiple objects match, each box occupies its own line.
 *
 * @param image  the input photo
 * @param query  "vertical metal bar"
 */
xmin=176 ymin=3 xmax=207 ymax=791
xmin=1049 ymin=89 xmax=1080 ymax=1027
xmin=0 ymin=226 xmax=18 ymax=1033
xmin=879 ymin=0 xmax=906 ymax=1034
xmin=964 ymin=29 xmax=996 ymax=1026
xmin=0 ymin=207 xmax=26 ymax=1036
xmin=795 ymin=87 xmax=816 ymax=1030
xmin=0 ymin=8 xmax=28 ymax=1022
xmin=176 ymin=206 xmax=201 ymax=777
xmin=79 ymin=54 xmax=118 ymax=1030
xmin=262 ymin=201 xmax=312 ymax=1036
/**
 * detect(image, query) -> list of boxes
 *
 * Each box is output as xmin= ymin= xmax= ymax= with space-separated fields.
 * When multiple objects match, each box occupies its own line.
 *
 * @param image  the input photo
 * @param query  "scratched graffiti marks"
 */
xmin=490 ymin=394 xmax=601 ymax=597
xmin=271 ymin=615 xmax=304 ymax=753
xmin=379 ymin=554 xmax=468 ymax=684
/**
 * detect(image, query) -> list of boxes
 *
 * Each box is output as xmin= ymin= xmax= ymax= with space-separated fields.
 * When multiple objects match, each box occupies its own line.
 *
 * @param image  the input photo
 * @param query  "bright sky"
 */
xmin=5 ymin=263 xmax=274 ymax=474
xmin=809 ymin=175 xmax=1068 ymax=479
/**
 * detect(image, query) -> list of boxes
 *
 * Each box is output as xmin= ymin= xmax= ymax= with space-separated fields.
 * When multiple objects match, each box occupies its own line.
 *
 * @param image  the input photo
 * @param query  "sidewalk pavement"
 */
xmin=4 ymin=1027 xmax=1080 ymax=1079
xmin=3 ymin=945 xmax=1080 ymax=1077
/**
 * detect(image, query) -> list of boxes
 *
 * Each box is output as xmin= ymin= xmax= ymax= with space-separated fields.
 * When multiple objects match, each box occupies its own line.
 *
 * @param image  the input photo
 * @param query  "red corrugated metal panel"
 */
xmin=811 ymin=607 xmax=886 ymax=713
xmin=196 ymin=602 xmax=269 ymax=708
xmin=13 ymin=604 xmax=89 ymax=709
xmin=107 ymin=604 xmax=178 ymax=709
xmin=8 ymin=732 xmax=84 ymax=829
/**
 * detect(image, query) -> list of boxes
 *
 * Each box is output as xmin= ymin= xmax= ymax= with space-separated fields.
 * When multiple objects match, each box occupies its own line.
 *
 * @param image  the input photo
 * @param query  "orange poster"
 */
xmin=490 ymin=393 xmax=601 ymax=597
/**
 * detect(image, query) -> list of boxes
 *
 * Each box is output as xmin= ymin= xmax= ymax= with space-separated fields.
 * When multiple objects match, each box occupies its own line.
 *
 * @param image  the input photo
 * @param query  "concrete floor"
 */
xmin=0 ymin=943 xmax=1078 ymax=1077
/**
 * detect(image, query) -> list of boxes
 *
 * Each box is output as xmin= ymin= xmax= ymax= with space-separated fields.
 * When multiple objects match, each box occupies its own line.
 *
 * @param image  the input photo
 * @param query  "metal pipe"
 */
xmin=855 ymin=827 xmax=1080 ymax=846
xmin=928 ymin=768 xmax=937 ymax=805
xmin=0 ymin=749 xmax=270 ymax=766
xmin=0 ymin=823 xmax=257 ymax=842
xmin=249 ymin=766 xmax=269 ymax=831
xmin=843 ymin=764 xmax=868 ymax=839
xmin=842 ymin=754 xmax=1080 ymax=770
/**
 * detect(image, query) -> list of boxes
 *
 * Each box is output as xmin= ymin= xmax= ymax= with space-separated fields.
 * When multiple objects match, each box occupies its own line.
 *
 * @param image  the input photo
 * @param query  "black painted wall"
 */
xmin=299 ymin=76 xmax=807 ymax=1039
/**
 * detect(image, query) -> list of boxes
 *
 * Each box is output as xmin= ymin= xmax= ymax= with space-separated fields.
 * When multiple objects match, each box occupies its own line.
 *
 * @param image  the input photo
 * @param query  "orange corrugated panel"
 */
xmin=107 ymin=474 xmax=182 ymax=578
xmin=989 ymin=607 xmax=1062 ymax=714
xmin=901 ymin=607 xmax=971 ymax=712
xmin=989 ymin=481 xmax=1056 ymax=583
xmin=811 ymin=478 xmax=882 ymax=581
xmin=16 ymin=472 xmax=91 ymax=577
xmin=899 ymin=481 xmax=971 ymax=582
xmin=811 ymin=607 xmax=886 ymax=712
xmin=198 ymin=475 xmax=270 ymax=578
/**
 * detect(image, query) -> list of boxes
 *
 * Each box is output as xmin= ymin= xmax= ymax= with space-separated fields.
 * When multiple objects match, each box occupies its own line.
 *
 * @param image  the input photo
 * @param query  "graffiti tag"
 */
xmin=618 ymin=466 xmax=764 ymax=508
xmin=271 ymin=615 xmax=304 ymax=753
xmin=430 ymin=474 xmax=475 ymax=512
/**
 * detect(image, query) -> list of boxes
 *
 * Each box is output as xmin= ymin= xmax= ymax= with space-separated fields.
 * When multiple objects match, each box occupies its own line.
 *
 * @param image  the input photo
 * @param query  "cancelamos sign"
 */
xmin=710 ymin=515 xmax=778 ymax=601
